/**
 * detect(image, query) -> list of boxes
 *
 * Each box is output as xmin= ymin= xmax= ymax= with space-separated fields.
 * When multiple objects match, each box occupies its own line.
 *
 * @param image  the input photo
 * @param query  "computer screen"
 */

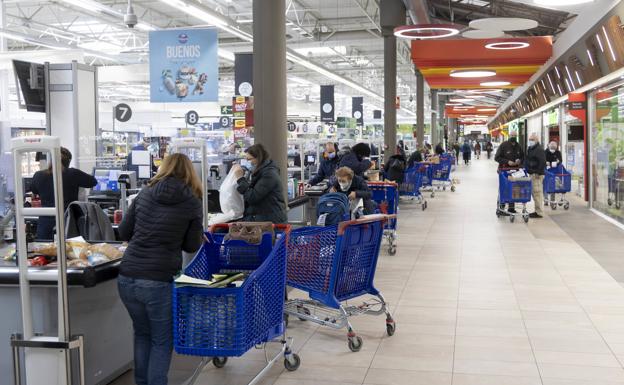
xmin=305 ymin=155 xmax=316 ymax=165
xmin=92 ymin=169 xmax=121 ymax=193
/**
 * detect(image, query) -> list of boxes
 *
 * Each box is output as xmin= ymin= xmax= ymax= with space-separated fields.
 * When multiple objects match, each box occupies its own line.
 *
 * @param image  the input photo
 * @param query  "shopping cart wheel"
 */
xmin=422 ymin=202 xmax=427 ymax=211
xmin=608 ymin=198 xmax=614 ymax=206
xmin=284 ymin=354 xmax=301 ymax=371
xmin=617 ymin=202 xmax=622 ymax=209
xmin=348 ymin=336 xmax=363 ymax=352
xmin=388 ymin=244 xmax=397 ymax=255
xmin=297 ymin=306 xmax=311 ymax=321
xmin=430 ymin=192 xmax=435 ymax=198
xmin=564 ymin=202 xmax=570 ymax=210
xmin=386 ymin=321 xmax=396 ymax=336
xmin=443 ymin=186 xmax=447 ymax=191
xmin=451 ymin=185 xmax=456 ymax=192
xmin=550 ymin=203 xmax=557 ymax=210
xmin=523 ymin=214 xmax=529 ymax=223
xmin=509 ymin=215 xmax=515 ymax=223
xmin=212 ymin=357 xmax=228 ymax=368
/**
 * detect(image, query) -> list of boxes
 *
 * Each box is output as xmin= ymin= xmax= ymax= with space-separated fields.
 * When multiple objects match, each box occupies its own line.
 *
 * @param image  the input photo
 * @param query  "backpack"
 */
xmin=388 ymin=157 xmax=406 ymax=173
xmin=316 ymin=192 xmax=350 ymax=226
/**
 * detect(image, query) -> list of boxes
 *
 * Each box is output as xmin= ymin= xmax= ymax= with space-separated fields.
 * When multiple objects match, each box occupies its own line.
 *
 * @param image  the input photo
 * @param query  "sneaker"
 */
xmin=508 ymin=208 xmax=517 ymax=214
xmin=529 ymin=212 xmax=543 ymax=218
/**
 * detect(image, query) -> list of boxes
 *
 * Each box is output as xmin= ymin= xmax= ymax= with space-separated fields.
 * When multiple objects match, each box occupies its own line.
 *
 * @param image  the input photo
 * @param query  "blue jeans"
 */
xmin=118 ymin=275 xmax=173 ymax=385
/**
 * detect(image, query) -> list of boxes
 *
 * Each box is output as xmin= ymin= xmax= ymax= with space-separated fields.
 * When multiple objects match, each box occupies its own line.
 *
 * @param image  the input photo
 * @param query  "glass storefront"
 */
xmin=590 ymin=80 xmax=624 ymax=224
xmin=562 ymin=104 xmax=585 ymax=199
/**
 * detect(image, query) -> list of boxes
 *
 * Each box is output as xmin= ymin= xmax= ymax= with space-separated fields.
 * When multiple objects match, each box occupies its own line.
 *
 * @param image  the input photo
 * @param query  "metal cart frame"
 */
xmin=368 ymin=182 xmax=399 ymax=255
xmin=496 ymin=169 xmax=532 ymax=223
xmin=544 ymin=165 xmax=572 ymax=211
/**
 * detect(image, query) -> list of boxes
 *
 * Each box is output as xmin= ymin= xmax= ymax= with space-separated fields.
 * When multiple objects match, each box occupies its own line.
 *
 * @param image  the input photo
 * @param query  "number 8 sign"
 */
xmin=186 ymin=110 xmax=199 ymax=125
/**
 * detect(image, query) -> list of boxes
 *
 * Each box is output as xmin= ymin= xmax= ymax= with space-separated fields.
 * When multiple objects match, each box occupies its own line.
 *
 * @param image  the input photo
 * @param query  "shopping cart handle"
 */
xmin=367 ymin=181 xmax=399 ymax=187
xmin=337 ymin=214 xmax=396 ymax=235
xmin=207 ymin=223 xmax=292 ymax=235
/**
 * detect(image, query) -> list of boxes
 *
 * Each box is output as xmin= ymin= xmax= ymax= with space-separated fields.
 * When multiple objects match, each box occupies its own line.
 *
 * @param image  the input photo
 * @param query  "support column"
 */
xmin=0 ymin=0 xmax=9 ymax=122
xmin=253 ymin=0 xmax=287 ymax=190
xmin=430 ymin=89 xmax=438 ymax=147
xmin=448 ymin=118 xmax=457 ymax=145
xmin=416 ymin=69 xmax=425 ymax=149
xmin=383 ymin=33 xmax=397 ymax=162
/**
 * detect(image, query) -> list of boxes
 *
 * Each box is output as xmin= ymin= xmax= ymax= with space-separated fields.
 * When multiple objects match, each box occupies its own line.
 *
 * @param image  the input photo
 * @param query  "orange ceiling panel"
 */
xmin=411 ymin=37 xmax=552 ymax=68
xmin=412 ymin=37 xmax=553 ymax=90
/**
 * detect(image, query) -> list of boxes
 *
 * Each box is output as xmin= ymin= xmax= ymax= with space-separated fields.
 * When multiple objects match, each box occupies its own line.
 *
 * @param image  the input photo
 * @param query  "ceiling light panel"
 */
xmin=450 ymin=69 xmax=497 ymax=78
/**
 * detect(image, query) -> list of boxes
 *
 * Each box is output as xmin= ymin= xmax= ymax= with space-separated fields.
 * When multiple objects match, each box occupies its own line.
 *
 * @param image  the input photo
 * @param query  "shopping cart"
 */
xmin=543 ymin=164 xmax=572 ymax=210
xmin=285 ymin=215 xmax=396 ymax=352
xmin=173 ymin=224 xmax=300 ymax=385
xmin=368 ymin=181 xmax=399 ymax=255
xmin=430 ymin=157 xmax=456 ymax=194
xmin=399 ymin=164 xmax=428 ymax=210
xmin=496 ymin=169 xmax=532 ymax=223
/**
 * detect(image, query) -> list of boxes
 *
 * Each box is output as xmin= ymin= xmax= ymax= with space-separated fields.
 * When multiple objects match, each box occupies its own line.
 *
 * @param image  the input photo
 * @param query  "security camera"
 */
xmin=124 ymin=0 xmax=138 ymax=28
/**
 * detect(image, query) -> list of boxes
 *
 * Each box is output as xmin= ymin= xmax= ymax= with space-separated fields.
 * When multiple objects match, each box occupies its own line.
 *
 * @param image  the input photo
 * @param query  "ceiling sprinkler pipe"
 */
xmin=402 ymin=0 xmax=431 ymax=24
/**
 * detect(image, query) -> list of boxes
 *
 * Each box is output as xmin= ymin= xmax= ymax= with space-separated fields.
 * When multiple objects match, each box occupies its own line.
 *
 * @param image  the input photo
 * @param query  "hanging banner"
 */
xmin=235 ymin=53 xmax=253 ymax=97
xmin=320 ymin=85 xmax=335 ymax=123
xmin=352 ymin=97 xmax=364 ymax=126
xmin=373 ymin=110 xmax=382 ymax=120
xmin=149 ymin=28 xmax=218 ymax=102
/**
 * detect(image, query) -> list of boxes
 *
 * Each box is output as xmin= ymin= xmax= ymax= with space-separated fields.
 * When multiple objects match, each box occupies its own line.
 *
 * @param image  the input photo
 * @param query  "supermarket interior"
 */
xmin=3 ymin=0 xmax=624 ymax=385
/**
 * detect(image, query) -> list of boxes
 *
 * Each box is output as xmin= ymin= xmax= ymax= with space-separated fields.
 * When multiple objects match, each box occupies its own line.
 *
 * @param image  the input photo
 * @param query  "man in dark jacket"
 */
xmin=525 ymin=133 xmax=547 ymax=218
xmin=329 ymin=166 xmax=375 ymax=214
xmin=308 ymin=142 xmax=339 ymax=186
xmin=233 ymin=144 xmax=288 ymax=223
xmin=338 ymin=143 xmax=373 ymax=177
xmin=495 ymin=131 xmax=524 ymax=213
xmin=407 ymin=149 xmax=424 ymax=168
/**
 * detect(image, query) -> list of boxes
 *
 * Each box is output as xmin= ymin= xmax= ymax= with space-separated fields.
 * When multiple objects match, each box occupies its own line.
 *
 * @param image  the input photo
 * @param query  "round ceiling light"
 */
xmin=394 ymin=24 xmax=460 ymax=40
xmin=450 ymin=69 xmax=497 ymax=78
xmin=477 ymin=108 xmax=497 ymax=112
xmin=445 ymin=102 xmax=463 ymax=106
xmin=449 ymin=98 xmax=474 ymax=102
xmin=534 ymin=0 xmax=593 ymax=5
xmin=462 ymin=29 xmax=505 ymax=39
xmin=469 ymin=18 xmax=538 ymax=32
xmin=485 ymin=41 xmax=530 ymax=50
xmin=480 ymin=80 xmax=511 ymax=87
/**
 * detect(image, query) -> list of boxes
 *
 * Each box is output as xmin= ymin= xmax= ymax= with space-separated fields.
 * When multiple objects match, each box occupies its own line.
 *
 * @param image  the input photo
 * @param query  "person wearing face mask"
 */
xmin=495 ymin=131 xmax=525 ymax=213
xmin=545 ymin=141 xmax=563 ymax=203
xmin=545 ymin=141 xmax=562 ymax=168
xmin=338 ymin=142 xmax=374 ymax=178
xmin=525 ymin=133 xmax=547 ymax=218
xmin=308 ymin=142 xmax=339 ymax=186
xmin=231 ymin=144 xmax=287 ymax=223
xmin=329 ymin=167 xmax=375 ymax=214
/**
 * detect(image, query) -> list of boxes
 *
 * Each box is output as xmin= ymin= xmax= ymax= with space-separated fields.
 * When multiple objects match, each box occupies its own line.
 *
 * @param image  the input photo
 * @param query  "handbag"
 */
xmin=225 ymin=222 xmax=274 ymax=245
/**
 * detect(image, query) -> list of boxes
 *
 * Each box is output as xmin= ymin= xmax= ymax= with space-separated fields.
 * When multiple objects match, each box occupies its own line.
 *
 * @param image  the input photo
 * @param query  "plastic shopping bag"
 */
xmin=208 ymin=169 xmax=244 ymax=225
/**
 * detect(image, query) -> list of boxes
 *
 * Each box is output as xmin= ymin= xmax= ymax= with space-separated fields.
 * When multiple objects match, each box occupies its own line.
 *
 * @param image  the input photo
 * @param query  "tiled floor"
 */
xmin=112 ymin=157 xmax=624 ymax=385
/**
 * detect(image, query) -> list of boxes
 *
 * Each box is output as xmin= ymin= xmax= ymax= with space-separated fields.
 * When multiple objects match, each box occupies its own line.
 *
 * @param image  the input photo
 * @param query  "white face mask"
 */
xmin=528 ymin=140 xmax=536 ymax=147
xmin=549 ymin=148 xmax=556 ymax=153
xmin=339 ymin=181 xmax=352 ymax=191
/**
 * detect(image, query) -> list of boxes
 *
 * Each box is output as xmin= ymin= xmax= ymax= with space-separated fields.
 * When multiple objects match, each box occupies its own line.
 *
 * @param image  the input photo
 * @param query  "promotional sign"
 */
xmin=149 ymin=29 xmax=218 ymax=102
xmin=352 ymin=97 xmax=363 ymax=125
xmin=232 ymin=96 xmax=254 ymax=128
xmin=320 ymin=85 xmax=335 ymax=123
xmin=235 ymin=53 xmax=253 ymax=97
xmin=115 ymin=103 xmax=132 ymax=122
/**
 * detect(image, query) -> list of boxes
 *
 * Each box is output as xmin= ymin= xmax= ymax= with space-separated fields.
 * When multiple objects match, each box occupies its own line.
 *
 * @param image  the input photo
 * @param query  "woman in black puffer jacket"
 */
xmin=117 ymin=153 xmax=203 ymax=385
xmin=232 ymin=143 xmax=288 ymax=223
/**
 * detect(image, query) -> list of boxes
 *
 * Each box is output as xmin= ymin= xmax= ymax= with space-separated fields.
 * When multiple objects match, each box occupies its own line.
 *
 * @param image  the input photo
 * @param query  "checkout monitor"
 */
xmin=92 ymin=169 xmax=121 ymax=194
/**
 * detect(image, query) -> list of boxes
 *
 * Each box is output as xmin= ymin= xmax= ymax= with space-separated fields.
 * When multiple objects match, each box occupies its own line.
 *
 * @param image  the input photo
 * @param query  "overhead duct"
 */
xmin=402 ymin=0 xmax=431 ymax=24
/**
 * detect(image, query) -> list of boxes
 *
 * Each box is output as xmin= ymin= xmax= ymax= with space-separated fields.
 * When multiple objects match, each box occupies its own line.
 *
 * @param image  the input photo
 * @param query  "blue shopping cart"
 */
xmin=430 ymin=157 xmax=456 ymax=195
xmin=284 ymin=215 xmax=396 ymax=352
xmin=173 ymin=224 xmax=300 ymax=385
xmin=399 ymin=164 xmax=428 ymax=210
xmin=368 ymin=181 xmax=399 ymax=255
xmin=543 ymin=164 xmax=572 ymax=210
xmin=496 ymin=169 xmax=532 ymax=223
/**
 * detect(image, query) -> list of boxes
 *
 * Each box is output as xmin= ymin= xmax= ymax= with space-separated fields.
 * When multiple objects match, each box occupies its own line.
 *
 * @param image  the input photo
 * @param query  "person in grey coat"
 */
xmin=232 ymin=144 xmax=288 ymax=223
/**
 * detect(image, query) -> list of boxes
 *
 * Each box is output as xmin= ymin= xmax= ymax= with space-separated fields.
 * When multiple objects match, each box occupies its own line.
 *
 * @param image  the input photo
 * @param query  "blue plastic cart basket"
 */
xmin=285 ymin=215 xmax=396 ymax=352
xmin=369 ymin=181 xmax=399 ymax=255
xmin=544 ymin=164 xmax=572 ymax=210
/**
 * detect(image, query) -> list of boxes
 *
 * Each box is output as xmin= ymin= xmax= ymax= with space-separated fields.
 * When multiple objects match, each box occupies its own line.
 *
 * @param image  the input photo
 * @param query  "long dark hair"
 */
xmin=245 ymin=144 xmax=270 ymax=173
